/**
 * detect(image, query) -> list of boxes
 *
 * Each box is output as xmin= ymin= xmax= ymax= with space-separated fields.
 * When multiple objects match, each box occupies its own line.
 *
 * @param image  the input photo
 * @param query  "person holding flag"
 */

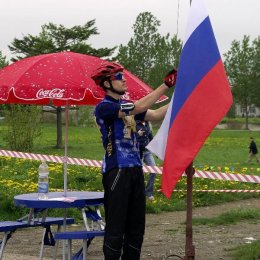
xmin=91 ymin=62 xmax=177 ymax=260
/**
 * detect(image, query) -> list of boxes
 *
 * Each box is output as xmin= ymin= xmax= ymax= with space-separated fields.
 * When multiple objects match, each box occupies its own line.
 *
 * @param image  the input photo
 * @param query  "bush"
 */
xmin=3 ymin=105 xmax=42 ymax=151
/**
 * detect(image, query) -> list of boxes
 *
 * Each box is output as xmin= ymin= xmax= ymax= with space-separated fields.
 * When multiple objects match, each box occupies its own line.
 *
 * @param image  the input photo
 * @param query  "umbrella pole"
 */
xmin=62 ymin=102 xmax=69 ymax=259
xmin=64 ymin=102 xmax=69 ymax=197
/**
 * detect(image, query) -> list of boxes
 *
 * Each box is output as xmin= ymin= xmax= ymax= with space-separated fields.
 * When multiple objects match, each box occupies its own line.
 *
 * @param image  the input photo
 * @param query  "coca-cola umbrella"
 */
xmin=0 ymin=51 xmax=168 ymax=195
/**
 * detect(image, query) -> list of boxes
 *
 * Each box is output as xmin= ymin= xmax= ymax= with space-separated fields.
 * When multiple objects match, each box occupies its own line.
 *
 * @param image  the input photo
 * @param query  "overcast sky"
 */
xmin=1 ymin=0 xmax=259 ymax=60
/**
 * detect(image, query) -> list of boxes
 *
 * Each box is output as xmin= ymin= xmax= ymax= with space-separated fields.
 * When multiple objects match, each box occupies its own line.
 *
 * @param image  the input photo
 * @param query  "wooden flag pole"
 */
xmin=184 ymin=162 xmax=195 ymax=259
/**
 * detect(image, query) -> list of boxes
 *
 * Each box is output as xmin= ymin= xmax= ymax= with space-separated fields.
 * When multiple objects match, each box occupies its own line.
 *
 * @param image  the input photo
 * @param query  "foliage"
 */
xmin=226 ymin=103 xmax=236 ymax=118
xmin=251 ymin=36 xmax=260 ymax=108
xmin=224 ymin=35 xmax=260 ymax=128
xmin=194 ymin=129 xmax=260 ymax=167
xmin=76 ymin=106 xmax=96 ymax=127
xmin=220 ymin=116 xmax=260 ymax=125
xmin=228 ymin=240 xmax=260 ymax=260
xmin=192 ymin=208 xmax=260 ymax=226
xmin=116 ymin=12 xmax=161 ymax=82
xmin=0 ymin=51 xmax=8 ymax=68
xmin=3 ymin=105 xmax=42 ymax=151
xmin=0 ymin=52 xmax=9 ymax=127
xmin=8 ymin=21 xmax=115 ymax=61
xmin=116 ymin=12 xmax=182 ymax=89
xmin=1 ymin=123 xmax=260 ymax=165
xmin=0 ymin=124 xmax=259 ymax=219
xmin=0 ymin=156 xmax=259 ymax=219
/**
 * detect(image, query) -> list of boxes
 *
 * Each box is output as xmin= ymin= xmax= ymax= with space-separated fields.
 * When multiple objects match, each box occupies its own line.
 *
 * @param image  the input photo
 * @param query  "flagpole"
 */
xmin=184 ymin=162 xmax=195 ymax=260
xmin=184 ymin=1 xmax=195 ymax=258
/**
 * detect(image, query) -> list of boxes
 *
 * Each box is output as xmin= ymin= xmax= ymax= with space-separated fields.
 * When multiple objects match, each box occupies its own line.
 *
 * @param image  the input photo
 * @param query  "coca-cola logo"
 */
xmin=36 ymin=88 xmax=65 ymax=98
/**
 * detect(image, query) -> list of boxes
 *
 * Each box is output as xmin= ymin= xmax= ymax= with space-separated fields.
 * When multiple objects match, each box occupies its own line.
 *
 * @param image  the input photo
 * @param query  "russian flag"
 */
xmin=147 ymin=0 xmax=233 ymax=198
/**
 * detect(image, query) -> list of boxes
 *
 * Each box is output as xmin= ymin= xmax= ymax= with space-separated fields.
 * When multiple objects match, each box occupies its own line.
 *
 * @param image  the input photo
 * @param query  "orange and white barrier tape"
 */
xmin=173 ymin=189 xmax=260 ymax=193
xmin=0 ymin=149 xmax=103 ymax=167
xmin=0 ymin=149 xmax=260 ymax=184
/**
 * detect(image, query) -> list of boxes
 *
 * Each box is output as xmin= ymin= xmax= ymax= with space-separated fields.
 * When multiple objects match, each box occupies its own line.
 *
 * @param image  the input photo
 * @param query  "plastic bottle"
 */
xmin=38 ymin=160 xmax=49 ymax=200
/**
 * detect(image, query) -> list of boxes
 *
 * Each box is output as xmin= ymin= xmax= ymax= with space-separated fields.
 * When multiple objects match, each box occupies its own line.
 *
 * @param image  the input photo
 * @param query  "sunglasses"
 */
xmin=111 ymin=72 xmax=124 ymax=81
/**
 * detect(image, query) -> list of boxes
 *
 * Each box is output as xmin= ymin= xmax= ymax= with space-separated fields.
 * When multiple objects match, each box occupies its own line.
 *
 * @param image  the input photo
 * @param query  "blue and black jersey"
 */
xmin=94 ymin=95 xmax=146 ymax=173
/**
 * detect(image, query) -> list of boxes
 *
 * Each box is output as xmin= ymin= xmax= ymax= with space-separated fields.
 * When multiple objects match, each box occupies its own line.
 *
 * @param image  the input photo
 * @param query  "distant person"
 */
xmin=247 ymin=137 xmax=260 ymax=163
xmin=136 ymin=120 xmax=157 ymax=201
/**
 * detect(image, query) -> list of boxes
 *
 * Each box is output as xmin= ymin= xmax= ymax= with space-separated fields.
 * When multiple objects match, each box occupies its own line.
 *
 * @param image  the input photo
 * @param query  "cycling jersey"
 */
xmin=94 ymin=95 xmax=146 ymax=173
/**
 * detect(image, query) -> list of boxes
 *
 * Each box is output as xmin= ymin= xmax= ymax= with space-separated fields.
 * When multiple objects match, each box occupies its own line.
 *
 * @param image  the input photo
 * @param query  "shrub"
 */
xmin=3 ymin=105 xmax=42 ymax=151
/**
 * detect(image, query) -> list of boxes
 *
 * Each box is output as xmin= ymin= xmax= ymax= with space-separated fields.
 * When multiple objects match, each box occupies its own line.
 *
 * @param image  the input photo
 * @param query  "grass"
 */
xmin=221 ymin=117 xmax=260 ymax=125
xmin=194 ymin=130 xmax=260 ymax=168
xmin=0 ymin=120 xmax=259 ymax=258
xmin=192 ymin=208 xmax=260 ymax=226
xmin=1 ymin=121 xmax=260 ymax=167
xmin=228 ymin=240 xmax=260 ymax=260
xmin=0 ymin=121 xmax=259 ymax=220
xmin=192 ymin=208 xmax=260 ymax=259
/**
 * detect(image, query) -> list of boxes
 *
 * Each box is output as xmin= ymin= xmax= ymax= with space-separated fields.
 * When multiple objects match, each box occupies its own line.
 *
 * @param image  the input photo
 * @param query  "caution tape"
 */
xmin=0 ymin=149 xmax=260 ymax=184
xmin=173 ymin=189 xmax=260 ymax=193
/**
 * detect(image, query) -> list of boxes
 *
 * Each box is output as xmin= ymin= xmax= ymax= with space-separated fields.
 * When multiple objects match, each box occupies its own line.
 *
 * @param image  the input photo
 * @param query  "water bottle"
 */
xmin=38 ymin=160 xmax=49 ymax=200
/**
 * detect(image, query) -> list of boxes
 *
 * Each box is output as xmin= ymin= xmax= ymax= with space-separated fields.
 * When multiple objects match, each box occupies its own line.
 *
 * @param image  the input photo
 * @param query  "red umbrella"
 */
xmin=0 ymin=51 xmax=167 ymax=105
xmin=0 ymin=51 xmax=168 ymax=195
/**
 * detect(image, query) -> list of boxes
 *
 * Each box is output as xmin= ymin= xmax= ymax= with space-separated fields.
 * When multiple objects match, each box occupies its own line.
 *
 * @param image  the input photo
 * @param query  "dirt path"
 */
xmin=2 ymin=198 xmax=260 ymax=260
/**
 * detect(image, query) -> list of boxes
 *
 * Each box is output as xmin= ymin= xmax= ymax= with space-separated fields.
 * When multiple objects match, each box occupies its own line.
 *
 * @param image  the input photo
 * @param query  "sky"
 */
xmin=1 ymin=0 xmax=259 ymax=60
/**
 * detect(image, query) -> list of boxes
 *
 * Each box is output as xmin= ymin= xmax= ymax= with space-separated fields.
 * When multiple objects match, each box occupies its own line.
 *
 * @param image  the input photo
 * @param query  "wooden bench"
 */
xmin=0 ymin=217 xmax=74 ymax=260
xmin=54 ymin=230 xmax=105 ymax=260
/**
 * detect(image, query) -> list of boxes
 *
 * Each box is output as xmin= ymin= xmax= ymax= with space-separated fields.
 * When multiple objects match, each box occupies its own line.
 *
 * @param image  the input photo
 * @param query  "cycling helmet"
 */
xmin=91 ymin=62 xmax=124 ymax=85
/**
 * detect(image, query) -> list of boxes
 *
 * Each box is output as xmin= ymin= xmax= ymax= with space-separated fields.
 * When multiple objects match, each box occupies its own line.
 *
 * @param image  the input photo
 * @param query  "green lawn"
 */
xmin=195 ymin=130 xmax=260 ymax=170
xmin=0 ymin=122 xmax=259 ymax=219
xmin=31 ymin=124 xmax=260 ymax=174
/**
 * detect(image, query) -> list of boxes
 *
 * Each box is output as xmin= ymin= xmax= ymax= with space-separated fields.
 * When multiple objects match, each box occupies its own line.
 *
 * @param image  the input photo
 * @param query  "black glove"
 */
xmin=164 ymin=69 xmax=177 ymax=88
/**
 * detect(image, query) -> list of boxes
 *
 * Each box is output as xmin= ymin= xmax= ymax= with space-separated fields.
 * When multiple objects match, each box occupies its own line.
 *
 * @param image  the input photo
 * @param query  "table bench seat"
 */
xmin=54 ymin=230 xmax=105 ymax=260
xmin=55 ymin=230 xmax=105 ymax=240
xmin=0 ymin=221 xmax=29 ymax=232
xmin=31 ymin=217 xmax=75 ymax=227
xmin=0 ymin=217 xmax=75 ymax=260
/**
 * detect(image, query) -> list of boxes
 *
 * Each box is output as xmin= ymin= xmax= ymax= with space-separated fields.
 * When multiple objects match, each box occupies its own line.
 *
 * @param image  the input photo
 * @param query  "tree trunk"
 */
xmin=56 ymin=107 xmax=63 ymax=148
xmin=245 ymin=109 xmax=249 ymax=130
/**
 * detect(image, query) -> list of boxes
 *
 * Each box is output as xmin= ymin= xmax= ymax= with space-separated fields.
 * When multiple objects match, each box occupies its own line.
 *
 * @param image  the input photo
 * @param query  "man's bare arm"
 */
xmin=144 ymin=104 xmax=169 ymax=121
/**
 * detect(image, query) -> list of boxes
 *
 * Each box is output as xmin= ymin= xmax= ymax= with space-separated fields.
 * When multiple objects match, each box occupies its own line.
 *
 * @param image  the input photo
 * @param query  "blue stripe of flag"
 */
xmin=170 ymin=16 xmax=221 ymax=125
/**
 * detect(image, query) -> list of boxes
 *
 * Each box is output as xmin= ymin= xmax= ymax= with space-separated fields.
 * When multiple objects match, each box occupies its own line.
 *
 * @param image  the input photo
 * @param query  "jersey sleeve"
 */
xmin=95 ymin=102 xmax=120 ymax=119
xmin=134 ymin=111 xmax=147 ymax=121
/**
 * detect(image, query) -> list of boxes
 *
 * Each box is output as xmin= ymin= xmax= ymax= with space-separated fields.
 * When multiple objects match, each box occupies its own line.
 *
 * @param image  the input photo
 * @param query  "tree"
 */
xmin=4 ymin=105 xmax=42 ymax=152
xmin=9 ymin=21 xmax=115 ymax=61
xmin=117 ymin=12 xmax=161 ymax=83
xmin=224 ymin=35 xmax=260 ymax=129
xmin=0 ymin=51 xmax=9 ymax=120
xmin=0 ymin=51 xmax=9 ymax=68
xmin=116 ymin=12 xmax=182 ymax=89
xmin=251 ymin=36 xmax=260 ymax=107
xmin=8 ymin=21 xmax=116 ymax=148
xmin=148 ymin=34 xmax=181 ymax=90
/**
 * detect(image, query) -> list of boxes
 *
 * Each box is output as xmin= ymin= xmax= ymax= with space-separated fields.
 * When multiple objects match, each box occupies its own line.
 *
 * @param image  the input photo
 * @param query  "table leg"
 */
xmin=83 ymin=240 xmax=87 ymax=260
xmin=82 ymin=208 xmax=90 ymax=231
xmin=39 ymin=228 xmax=46 ymax=260
xmin=0 ymin=232 xmax=9 ymax=259
xmin=52 ymin=225 xmax=61 ymax=260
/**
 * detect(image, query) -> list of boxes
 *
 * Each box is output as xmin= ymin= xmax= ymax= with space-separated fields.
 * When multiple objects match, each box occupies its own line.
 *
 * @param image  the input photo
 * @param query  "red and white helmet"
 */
xmin=91 ymin=62 xmax=124 ymax=85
